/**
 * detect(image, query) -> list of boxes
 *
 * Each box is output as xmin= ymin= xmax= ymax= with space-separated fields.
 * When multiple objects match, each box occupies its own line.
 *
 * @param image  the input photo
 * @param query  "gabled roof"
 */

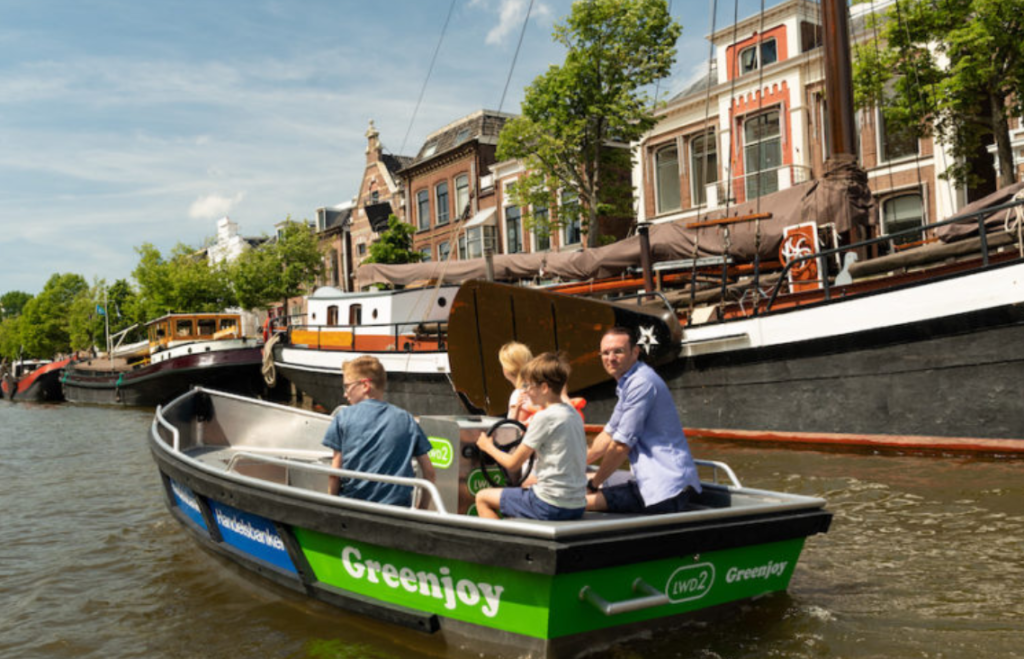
xmin=321 ymin=205 xmax=354 ymax=231
xmin=381 ymin=153 xmax=413 ymax=177
xmin=406 ymin=109 xmax=516 ymax=169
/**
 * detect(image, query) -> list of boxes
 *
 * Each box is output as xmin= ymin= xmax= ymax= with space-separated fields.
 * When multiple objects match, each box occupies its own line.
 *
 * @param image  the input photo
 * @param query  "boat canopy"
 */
xmin=356 ymin=156 xmax=873 ymax=288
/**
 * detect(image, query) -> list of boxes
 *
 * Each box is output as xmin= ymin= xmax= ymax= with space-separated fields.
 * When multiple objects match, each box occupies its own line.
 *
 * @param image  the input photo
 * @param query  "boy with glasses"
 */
xmin=321 ymin=356 xmax=435 ymax=508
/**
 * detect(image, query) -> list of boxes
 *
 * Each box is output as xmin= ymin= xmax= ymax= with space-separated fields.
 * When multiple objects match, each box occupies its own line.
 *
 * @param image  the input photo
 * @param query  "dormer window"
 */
xmin=455 ymin=128 xmax=470 ymax=144
xmin=422 ymin=143 xmax=437 ymax=158
xmin=739 ymin=38 xmax=777 ymax=74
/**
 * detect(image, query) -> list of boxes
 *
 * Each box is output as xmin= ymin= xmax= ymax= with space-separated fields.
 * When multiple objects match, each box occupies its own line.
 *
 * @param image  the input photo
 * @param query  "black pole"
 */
xmin=638 ymin=223 xmax=655 ymax=292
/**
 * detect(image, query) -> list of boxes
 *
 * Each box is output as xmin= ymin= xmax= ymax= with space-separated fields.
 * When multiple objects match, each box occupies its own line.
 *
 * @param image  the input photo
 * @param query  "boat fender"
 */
xmin=195 ymin=391 xmax=214 ymax=423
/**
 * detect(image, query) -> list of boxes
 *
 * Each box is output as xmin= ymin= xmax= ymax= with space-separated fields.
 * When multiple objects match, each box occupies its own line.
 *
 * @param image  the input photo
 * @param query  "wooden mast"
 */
xmin=821 ymin=0 xmax=857 ymax=159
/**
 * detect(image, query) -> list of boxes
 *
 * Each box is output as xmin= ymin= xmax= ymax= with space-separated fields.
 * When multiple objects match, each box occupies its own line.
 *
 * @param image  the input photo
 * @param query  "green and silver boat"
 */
xmin=149 ymin=387 xmax=831 ymax=656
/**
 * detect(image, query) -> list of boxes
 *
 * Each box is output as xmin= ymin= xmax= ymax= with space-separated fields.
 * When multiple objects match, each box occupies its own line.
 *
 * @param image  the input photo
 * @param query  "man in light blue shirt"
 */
xmin=585 ymin=326 xmax=702 ymax=514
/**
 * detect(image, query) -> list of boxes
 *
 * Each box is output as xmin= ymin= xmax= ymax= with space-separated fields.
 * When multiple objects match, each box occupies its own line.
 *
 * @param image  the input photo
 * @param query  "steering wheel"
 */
xmin=480 ymin=418 xmax=533 ymax=488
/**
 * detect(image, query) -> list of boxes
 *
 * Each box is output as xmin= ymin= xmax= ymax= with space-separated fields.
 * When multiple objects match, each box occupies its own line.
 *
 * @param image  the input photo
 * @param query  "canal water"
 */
xmin=1 ymin=401 xmax=1021 ymax=659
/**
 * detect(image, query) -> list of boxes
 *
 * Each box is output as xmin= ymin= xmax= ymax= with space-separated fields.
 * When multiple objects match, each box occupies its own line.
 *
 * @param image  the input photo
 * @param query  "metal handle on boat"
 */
xmin=693 ymin=459 xmax=742 ymax=488
xmin=579 ymin=579 xmax=669 ymax=616
xmin=225 ymin=451 xmax=448 ymax=515
xmin=153 ymin=405 xmax=181 ymax=452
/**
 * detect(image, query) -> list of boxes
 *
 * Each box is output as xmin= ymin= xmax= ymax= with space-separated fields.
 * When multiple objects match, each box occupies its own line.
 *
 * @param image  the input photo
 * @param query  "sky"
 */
xmin=0 ymin=0 xmax=777 ymax=297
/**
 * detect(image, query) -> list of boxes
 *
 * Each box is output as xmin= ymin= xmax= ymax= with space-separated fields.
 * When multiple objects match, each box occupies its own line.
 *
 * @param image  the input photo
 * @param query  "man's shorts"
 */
xmin=601 ymin=480 xmax=693 ymax=514
xmin=500 ymin=487 xmax=585 ymax=521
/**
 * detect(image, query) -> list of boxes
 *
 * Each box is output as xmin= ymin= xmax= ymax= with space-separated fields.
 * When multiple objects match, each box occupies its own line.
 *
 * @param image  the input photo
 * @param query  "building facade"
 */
xmin=636 ymin=0 xmax=1018 ymax=244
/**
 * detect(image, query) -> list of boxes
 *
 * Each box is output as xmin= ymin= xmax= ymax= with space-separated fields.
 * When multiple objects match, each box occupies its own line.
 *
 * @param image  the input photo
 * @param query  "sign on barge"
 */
xmin=149 ymin=387 xmax=831 ymax=656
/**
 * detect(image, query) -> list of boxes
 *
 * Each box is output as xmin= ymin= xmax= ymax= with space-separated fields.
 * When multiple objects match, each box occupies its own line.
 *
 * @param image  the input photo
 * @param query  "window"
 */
xmin=357 ymin=242 xmax=367 ymax=256
xmin=655 ymin=144 xmax=681 ymax=213
xmin=197 ymin=318 xmax=216 ymax=336
xmin=416 ymin=190 xmax=430 ymax=230
xmin=438 ymin=241 xmax=451 ymax=261
xmin=561 ymin=191 xmax=582 ymax=246
xmin=533 ymin=206 xmax=550 ymax=251
xmin=420 ymin=247 xmax=433 ymax=262
xmin=327 ymin=305 xmax=339 ymax=326
xmin=882 ymin=193 xmax=924 ymax=245
xmin=454 ymin=174 xmax=470 ymax=220
xmin=879 ymin=108 xmax=918 ymax=162
xmin=370 ymin=190 xmax=379 ymax=204
xmin=349 ymin=304 xmax=362 ymax=326
xmin=454 ymin=127 xmax=470 ymax=144
xmin=176 ymin=319 xmax=193 ymax=336
xmin=739 ymin=38 xmax=777 ymax=75
xmin=689 ymin=132 xmax=718 ymax=207
xmin=505 ymin=205 xmax=523 ymax=254
xmin=219 ymin=319 xmax=237 ymax=332
xmin=435 ymin=181 xmax=449 ymax=225
xmin=744 ymin=109 xmax=782 ymax=200
xmin=465 ymin=226 xmax=496 ymax=259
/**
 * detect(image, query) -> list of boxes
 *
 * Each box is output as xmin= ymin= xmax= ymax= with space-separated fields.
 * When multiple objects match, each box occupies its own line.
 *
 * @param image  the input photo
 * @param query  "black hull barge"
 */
xmin=1 ymin=357 xmax=70 ymax=403
xmin=150 ymin=387 xmax=831 ymax=656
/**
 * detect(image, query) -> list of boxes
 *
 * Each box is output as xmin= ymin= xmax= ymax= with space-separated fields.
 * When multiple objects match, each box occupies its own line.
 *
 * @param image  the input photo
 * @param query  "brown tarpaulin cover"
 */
xmin=934 ymin=181 xmax=1024 ymax=241
xmin=356 ymin=156 xmax=873 ymax=288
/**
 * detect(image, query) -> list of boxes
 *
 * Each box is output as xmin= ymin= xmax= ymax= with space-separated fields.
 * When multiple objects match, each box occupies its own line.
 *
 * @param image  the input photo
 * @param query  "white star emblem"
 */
xmin=637 ymin=325 xmax=659 ymax=352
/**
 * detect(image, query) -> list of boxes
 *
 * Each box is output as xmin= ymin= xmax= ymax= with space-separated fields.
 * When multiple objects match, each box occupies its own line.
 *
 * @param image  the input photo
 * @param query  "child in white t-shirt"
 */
xmin=475 ymin=352 xmax=587 ymax=521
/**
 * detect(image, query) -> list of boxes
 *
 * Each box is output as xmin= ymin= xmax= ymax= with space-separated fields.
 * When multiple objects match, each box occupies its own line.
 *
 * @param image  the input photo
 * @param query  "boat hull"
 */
xmin=149 ymin=388 xmax=831 ymax=653
xmin=63 ymin=347 xmax=265 ymax=407
xmin=574 ymin=298 xmax=1024 ymax=451
xmin=1 ymin=359 xmax=69 ymax=403
xmin=273 ymin=344 xmax=464 ymax=415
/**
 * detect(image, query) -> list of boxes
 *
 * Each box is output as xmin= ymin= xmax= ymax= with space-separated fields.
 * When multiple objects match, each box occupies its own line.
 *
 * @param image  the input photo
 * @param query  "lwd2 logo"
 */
xmin=665 ymin=562 xmax=715 ymax=603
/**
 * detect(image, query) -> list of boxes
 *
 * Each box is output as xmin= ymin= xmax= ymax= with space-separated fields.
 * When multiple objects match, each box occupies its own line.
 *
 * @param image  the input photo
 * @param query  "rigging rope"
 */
xmin=497 ymin=0 xmax=536 ymax=115
xmin=399 ymin=0 xmax=458 ymax=155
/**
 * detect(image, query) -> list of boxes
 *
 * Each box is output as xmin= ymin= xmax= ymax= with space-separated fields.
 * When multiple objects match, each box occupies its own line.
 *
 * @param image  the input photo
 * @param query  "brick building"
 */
xmin=635 ymin=0 xmax=1019 ymax=242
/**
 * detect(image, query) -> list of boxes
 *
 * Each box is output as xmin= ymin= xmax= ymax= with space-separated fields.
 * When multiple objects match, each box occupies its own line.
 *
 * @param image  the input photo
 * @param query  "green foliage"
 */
xmin=230 ymin=218 xmax=325 ymax=310
xmin=497 ymin=0 xmax=681 ymax=247
xmin=132 ymin=242 xmax=237 ymax=318
xmin=0 ymin=291 xmax=32 ymax=320
xmin=16 ymin=273 xmax=88 ymax=358
xmin=853 ymin=0 xmax=1024 ymax=188
xmin=362 ymin=215 xmax=422 ymax=265
xmin=0 ymin=315 xmax=24 ymax=361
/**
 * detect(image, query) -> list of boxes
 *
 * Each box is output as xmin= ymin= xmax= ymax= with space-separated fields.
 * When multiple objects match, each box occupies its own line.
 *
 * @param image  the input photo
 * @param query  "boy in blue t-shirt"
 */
xmin=321 ymin=356 xmax=435 ymax=508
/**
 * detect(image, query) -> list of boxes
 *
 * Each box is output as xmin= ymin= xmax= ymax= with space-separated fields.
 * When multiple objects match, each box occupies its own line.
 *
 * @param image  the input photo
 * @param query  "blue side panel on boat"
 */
xmin=208 ymin=500 xmax=297 ymax=574
xmin=169 ymin=479 xmax=208 ymax=531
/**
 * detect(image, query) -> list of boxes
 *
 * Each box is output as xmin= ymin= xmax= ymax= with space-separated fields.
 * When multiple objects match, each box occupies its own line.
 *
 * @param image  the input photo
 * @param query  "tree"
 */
xmin=853 ymin=0 xmax=1024 ymax=189
xmin=230 ymin=218 xmax=325 ymax=311
xmin=1 ymin=291 xmax=32 ymax=320
xmin=17 ymin=273 xmax=89 ymax=357
xmin=497 ymin=0 xmax=681 ymax=247
xmin=362 ymin=215 xmax=423 ymax=265
xmin=132 ymin=242 xmax=237 ymax=318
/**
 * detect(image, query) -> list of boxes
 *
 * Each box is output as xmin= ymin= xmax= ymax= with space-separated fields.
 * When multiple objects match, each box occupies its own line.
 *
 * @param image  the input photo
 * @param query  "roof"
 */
xmin=407 ymin=109 xmax=515 ymax=168
xmin=321 ymin=205 xmax=354 ymax=231
xmin=381 ymin=153 xmax=413 ymax=177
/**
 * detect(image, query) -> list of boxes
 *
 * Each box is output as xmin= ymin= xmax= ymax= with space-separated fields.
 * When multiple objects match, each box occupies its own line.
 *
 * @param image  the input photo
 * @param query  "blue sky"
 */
xmin=1 ymin=0 xmax=775 ymax=296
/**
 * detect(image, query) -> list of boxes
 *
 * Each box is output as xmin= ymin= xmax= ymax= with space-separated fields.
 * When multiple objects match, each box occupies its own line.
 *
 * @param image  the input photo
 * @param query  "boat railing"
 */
xmin=287 ymin=320 xmax=447 ymax=352
xmin=223 ymin=451 xmax=449 ymax=514
xmin=685 ymin=195 xmax=1024 ymax=323
xmin=694 ymin=459 xmax=742 ymax=488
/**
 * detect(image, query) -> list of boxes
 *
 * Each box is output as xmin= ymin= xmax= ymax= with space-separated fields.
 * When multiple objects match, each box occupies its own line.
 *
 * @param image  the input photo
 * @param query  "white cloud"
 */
xmin=473 ymin=0 xmax=554 ymax=46
xmin=188 ymin=192 xmax=245 ymax=219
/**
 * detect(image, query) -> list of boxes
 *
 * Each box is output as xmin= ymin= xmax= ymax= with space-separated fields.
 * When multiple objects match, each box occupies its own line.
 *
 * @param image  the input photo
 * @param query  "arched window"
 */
xmin=655 ymin=144 xmax=681 ymax=213
xmin=690 ymin=131 xmax=718 ymax=207
xmin=882 ymin=193 xmax=924 ymax=245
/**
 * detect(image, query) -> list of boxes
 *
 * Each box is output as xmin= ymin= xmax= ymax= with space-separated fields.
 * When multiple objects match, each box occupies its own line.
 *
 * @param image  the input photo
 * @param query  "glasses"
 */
xmin=343 ymin=378 xmax=368 ymax=393
xmin=520 ymin=382 xmax=538 ymax=391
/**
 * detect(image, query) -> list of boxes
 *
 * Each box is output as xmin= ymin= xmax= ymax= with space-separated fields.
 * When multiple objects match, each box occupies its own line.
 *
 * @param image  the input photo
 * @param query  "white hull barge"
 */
xmin=150 ymin=387 xmax=831 ymax=655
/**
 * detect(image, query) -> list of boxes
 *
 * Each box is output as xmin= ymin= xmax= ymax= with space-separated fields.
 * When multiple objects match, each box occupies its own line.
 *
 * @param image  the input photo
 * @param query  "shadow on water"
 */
xmin=1 ymin=403 xmax=1022 ymax=659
